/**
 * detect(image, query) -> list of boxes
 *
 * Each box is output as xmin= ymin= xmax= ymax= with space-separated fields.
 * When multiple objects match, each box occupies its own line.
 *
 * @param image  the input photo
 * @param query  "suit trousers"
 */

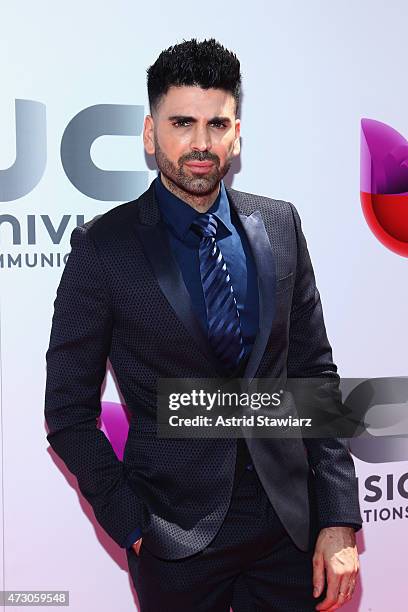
xmin=126 ymin=441 xmax=326 ymax=612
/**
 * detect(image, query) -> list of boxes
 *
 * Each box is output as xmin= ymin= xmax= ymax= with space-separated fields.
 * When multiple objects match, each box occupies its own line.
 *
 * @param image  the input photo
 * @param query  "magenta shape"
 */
xmin=99 ymin=401 xmax=130 ymax=460
xmin=361 ymin=118 xmax=408 ymax=194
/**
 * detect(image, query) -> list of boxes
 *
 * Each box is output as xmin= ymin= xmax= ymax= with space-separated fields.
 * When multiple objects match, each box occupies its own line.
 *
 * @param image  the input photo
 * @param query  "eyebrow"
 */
xmin=168 ymin=115 xmax=232 ymax=124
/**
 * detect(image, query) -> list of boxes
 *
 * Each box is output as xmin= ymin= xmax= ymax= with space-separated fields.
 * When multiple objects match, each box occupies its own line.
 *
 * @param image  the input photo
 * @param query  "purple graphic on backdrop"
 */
xmin=99 ymin=401 xmax=130 ymax=460
xmin=360 ymin=118 xmax=408 ymax=256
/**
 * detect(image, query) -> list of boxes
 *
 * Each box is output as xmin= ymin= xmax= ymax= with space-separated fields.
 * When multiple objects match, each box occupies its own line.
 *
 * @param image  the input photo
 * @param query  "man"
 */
xmin=44 ymin=38 xmax=362 ymax=611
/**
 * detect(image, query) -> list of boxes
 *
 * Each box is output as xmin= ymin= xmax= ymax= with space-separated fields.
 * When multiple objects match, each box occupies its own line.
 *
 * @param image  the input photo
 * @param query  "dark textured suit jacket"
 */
xmin=44 ymin=181 xmax=362 ymax=559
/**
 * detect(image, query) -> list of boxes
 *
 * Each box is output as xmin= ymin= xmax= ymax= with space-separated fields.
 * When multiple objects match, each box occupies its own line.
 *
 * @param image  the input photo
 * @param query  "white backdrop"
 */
xmin=1 ymin=1 xmax=407 ymax=610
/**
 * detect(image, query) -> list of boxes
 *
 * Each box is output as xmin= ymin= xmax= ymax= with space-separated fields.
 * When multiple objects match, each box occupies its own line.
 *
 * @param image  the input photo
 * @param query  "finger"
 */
xmin=324 ymin=573 xmax=354 ymax=611
xmin=315 ymin=570 xmax=341 ymax=611
xmin=313 ymin=552 xmax=325 ymax=598
xmin=334 ymin=575 xmax=351 ymax=609
xmin=133 ymin=538 xmax=143 ymax=556
xmin=346 ymin=575 xmax=356 ymax=599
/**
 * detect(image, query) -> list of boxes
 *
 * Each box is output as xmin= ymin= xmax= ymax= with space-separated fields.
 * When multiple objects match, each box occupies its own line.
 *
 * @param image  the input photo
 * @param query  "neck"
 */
xmin=160 ymin=173 xmax=220 ymax=213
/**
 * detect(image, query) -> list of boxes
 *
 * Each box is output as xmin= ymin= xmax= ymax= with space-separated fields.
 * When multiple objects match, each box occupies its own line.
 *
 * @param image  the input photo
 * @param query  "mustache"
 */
xmin=180 ymin=151 xmax=220 ymax=164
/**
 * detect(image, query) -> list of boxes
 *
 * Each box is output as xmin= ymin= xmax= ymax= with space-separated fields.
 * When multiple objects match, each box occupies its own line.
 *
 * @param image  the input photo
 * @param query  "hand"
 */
xmin=132 ymin=536 xmax=143 ymax=557
xmin=313 ymin=526 xmax=359 ymax=611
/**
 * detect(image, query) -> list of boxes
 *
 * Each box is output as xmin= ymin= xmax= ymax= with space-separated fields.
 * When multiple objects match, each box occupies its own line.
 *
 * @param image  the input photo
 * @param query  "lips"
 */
xmin=184 ymin=161 xmax=215 ymax=173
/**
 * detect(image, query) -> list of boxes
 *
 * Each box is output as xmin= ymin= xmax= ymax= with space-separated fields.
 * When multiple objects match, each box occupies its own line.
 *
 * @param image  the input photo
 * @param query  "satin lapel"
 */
xmin=236 ymin=211 xmax=277 ymax=382
xmin=133 ymin=205 xmax=219 ymax=371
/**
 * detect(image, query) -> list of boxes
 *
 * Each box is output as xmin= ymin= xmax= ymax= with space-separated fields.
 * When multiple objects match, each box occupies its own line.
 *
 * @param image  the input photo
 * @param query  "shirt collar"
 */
xmin=154 ymin=172 xmax=233 ymax=241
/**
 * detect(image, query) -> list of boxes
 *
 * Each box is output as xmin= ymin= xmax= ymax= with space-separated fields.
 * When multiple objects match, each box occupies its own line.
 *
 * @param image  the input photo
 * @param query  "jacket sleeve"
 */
xmin=286 ymin=203 xmax=363 ymax=531
xmin=44 ymin=224 xmax=145 ymax=547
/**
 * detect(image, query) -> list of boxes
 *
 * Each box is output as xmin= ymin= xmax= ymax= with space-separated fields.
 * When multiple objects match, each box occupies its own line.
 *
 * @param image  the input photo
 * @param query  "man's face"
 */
xmin=143 ymin=85 xmax=241 ymax=196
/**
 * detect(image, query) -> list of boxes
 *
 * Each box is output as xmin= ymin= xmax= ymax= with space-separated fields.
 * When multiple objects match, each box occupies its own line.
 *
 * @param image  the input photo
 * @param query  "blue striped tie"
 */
xmin=191 ymin=213 xmax=245 ymax=375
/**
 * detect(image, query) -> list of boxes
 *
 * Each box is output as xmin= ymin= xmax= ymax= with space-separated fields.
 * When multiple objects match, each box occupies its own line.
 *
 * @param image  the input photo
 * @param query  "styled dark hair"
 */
xmin=147 ymin=38 xmax=241 ymax=115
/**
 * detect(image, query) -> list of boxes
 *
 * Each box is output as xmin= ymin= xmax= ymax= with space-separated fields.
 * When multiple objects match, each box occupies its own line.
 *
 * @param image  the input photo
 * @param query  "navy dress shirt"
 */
xmin=154 ymin=173 xmax=259 ymax=359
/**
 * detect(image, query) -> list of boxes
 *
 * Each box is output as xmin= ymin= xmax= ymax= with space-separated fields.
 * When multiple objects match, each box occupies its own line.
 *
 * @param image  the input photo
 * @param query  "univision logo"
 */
xmin=361 ymin=118 xmax=408 ymax=257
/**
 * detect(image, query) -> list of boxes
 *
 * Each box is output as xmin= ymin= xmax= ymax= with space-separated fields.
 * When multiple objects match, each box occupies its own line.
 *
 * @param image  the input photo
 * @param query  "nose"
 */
xmin=190 ymin=124 xmax=212 ymax=152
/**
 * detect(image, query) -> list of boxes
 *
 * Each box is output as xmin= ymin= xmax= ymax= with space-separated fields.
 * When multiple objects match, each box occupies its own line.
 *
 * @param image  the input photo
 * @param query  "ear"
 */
xmin=143 ymin=115 xmax=155 ymax=155
xmin=232 ymin=118 xmax=241 ymax=157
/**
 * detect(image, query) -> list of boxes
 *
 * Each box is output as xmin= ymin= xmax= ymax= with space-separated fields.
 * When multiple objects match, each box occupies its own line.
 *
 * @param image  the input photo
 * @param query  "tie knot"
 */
xmin=191 ymin=213 xmax=218 ymax=239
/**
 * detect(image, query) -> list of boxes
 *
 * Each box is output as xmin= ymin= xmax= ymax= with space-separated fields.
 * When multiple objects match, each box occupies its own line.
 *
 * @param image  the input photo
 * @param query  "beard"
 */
xmin=153 ymin=134 xmax=233 ymax=196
